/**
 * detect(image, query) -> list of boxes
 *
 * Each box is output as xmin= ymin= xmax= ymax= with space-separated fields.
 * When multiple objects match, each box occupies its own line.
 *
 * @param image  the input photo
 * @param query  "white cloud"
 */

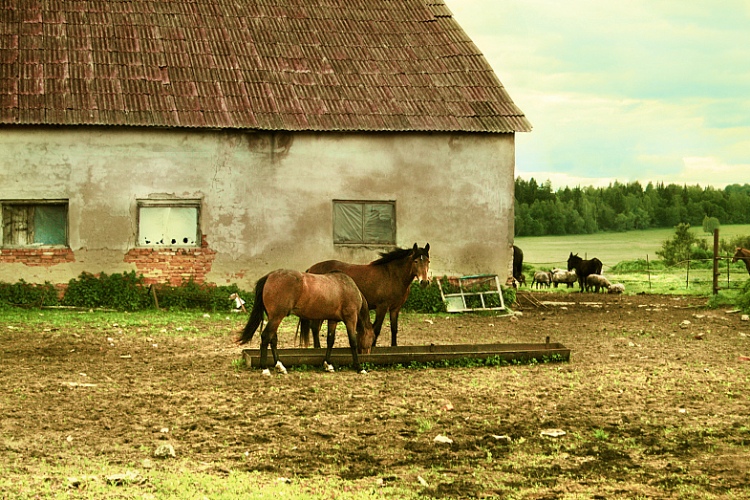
xmin=448 ymin=0 xmax=750 ymax=189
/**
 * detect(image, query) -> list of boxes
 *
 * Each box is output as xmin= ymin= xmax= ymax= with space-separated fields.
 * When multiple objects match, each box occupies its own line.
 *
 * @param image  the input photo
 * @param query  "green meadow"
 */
xmin=515 ymin=224 xmax=750 ymax=269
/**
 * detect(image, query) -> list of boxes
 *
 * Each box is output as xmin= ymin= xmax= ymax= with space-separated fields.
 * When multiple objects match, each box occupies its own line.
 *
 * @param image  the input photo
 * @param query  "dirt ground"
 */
xmin=2 ymin=291 xmax=750 ymax=498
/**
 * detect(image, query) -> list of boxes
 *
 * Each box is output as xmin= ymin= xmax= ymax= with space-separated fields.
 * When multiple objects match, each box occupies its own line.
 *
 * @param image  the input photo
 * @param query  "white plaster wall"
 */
xmin=0 ymin=127 xmax=516 ymax=288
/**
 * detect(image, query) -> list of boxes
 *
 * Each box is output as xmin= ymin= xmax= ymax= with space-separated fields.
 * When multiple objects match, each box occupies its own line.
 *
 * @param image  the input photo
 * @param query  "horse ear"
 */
xmin=424 ymin=243 xmax=430 ymax=254
xmin=412 ymin=243 xmax=418 ymax=252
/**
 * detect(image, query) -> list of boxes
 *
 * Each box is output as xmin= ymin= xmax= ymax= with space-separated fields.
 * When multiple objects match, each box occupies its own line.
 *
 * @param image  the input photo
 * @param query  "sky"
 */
xmin=448 ymin=1 xmax=750 ymax=190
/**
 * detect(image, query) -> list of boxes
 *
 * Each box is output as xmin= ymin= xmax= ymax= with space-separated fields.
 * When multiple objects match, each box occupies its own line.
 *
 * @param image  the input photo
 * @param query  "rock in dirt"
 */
xmin=540 ymin=429 xmax=566 ymax=438
xmin=433 ymin=434 xmax=453 ymax=445
xmin=106 ymin=470 xmax=145 ymax=486
xmin=154 ymin=443 xmax=176 ymax=458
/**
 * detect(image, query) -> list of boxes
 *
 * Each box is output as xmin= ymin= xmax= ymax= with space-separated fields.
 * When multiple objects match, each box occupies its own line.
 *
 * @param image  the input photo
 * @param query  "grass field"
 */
xmin=515 ymin=224 xmax=750 ymax=269
xmin=514 ymin=224 xmax=750 ymax=296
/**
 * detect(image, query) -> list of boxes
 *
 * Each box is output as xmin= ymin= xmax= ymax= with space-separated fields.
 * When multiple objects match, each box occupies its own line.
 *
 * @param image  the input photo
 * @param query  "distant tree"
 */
xmin=702 ymin=216 xmax=720 ymax=235
xmin=656 ymin=223 xmax=700 ymax=266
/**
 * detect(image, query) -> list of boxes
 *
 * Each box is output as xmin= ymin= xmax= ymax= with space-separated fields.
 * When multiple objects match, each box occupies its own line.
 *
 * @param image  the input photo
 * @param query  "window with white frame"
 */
xmin=2 ymin=200 xmax=68 ymax=246
xmin=137 ymin=199 xmax=200 ymax=247
xmin=333 ymin=200 xmax=395 ymax=245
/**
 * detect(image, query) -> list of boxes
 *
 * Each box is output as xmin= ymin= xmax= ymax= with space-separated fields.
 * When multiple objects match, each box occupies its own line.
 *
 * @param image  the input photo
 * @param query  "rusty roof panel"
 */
xmin=1 ymin=0 xmax=530 ymax=133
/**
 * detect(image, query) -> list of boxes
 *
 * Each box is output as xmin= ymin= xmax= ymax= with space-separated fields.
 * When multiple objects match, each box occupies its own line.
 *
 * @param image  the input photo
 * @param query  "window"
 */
xmin=2 ymin=201 xmax=68 ymax=246
xmin=333 ymin=200 xmax=395 ymax=245
xmin=137 ymin=199 xmax=200 ymax=247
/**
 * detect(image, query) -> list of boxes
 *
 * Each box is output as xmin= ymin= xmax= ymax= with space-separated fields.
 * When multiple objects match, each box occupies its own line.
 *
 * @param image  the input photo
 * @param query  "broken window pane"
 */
xmin=138 ymin=206 xmax=199 ymax=246
xmin=2 ymin=202 xmax=68 ymax=246
xmin=333 ymin=201 xmax=395 ymax=244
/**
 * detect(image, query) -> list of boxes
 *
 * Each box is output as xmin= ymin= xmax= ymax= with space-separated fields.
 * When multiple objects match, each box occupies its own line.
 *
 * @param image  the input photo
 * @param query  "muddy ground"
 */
xmin=2 ymin=291 xmax=750 ymax=498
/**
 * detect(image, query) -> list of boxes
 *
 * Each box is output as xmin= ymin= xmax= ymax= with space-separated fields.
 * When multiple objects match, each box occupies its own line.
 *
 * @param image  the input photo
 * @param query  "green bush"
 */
xmin=0 ymin=280 xmax=60 ymax=308
xmin=735 ymin=280 xmax=750 ymax=313
xmin=155 ymin=280 xmax=252 ymax=312
xmin=610 ymin=259 xmax=667 ymax=273
xmin=62 ymin=271 xmax=151 ymax=311
xmin=720 ymin=234 xmax=750 ymax=255
xmin=402 ymin=278 xmax=446 ymax=313
xmin=657 ymin=223 xmax=712 ymax=266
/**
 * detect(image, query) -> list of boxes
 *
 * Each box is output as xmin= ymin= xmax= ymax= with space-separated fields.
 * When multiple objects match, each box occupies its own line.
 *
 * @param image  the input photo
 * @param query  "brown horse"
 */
xmin=732 ymin=247 xmax=750 ymax=275
xmin=237 ymin=269 xmax=374 ymax=375
xmin=303 ymin=243 xmax=430 ymax=348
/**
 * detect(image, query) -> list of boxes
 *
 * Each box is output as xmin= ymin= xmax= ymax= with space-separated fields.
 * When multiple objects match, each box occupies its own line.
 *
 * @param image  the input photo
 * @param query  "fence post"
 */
xmin=646 ymin=254 xmax=651 ymax=290
xmin=713 ymin=228 xmax=719 ymax=295
xmin=686 ymin=258 xmax=690 ymax=289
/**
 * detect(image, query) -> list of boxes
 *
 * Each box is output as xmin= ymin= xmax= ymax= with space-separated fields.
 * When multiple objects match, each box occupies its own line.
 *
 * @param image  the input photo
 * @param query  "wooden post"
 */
xmin=686 ymin=258 xmax=690 ymax=289
xmin=150 ymin=284 xmax=160 ymax=309
xmin=712 ymin=228 xmax=719 ymax=294
xmin=646 ymin=254 xmax=651 ymax=290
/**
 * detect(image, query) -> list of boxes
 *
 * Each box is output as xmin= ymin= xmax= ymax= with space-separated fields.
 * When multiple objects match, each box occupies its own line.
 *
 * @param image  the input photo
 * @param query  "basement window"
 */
xmin=333 ymin=200 xmax=395 ymax=245
xmin=137 ymin=200 xmax=200 ymax=247
xmin=2 ymin=201 xmax=68 ymax=246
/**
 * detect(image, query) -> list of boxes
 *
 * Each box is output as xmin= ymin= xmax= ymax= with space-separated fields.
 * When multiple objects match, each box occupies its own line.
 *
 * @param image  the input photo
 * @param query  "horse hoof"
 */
xmin=359 ymin=369 xmax=367 ymax=375
xmin=323 ymin=361 xmax=335 ymax=373
xmin=275 ymin=361 xmax=287 ymax=374
xmin=261 ymin=369 xmax=271 ymax=377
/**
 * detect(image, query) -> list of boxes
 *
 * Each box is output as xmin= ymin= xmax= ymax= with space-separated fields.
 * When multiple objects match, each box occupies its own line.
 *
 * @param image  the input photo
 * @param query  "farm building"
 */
xmin=0 ymin=0 xmax=531 ymax=290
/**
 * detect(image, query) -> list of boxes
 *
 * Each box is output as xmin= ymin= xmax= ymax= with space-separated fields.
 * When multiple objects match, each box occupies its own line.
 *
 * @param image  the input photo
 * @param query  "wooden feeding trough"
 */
xmin=437 ymin=274 xmax=505 ymax=312
xmin=242 ymin=338 xmax=569 ymax=368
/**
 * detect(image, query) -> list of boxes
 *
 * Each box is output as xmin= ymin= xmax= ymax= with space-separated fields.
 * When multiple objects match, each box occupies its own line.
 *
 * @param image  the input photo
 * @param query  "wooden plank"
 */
xmin=242 ymin=342 xmax=570 ymax=368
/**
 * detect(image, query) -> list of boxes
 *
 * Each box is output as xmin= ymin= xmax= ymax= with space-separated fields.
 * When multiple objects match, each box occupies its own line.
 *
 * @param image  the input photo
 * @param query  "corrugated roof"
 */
xmin=0 ymin=0 xmax=531 ymax=133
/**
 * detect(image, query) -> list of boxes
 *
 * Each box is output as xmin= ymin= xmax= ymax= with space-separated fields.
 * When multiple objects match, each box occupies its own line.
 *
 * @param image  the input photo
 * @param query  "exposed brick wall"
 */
xmin=123 ymin=235 xmax=217 ymax=286
xmin=0 ymin=248 xmax=76 ymax=266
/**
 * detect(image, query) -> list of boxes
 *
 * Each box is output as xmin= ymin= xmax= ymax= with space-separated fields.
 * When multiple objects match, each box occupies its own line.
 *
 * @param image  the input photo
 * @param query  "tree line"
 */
xmin=514 ymin=178 xmax=750 ymax=236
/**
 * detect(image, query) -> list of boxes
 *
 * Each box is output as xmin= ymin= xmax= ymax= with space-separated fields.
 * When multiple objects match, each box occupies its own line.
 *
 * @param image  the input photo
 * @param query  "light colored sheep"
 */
xmin=585 ymin=274 xmax=611 ymax=293
xmin=551 ymin=268 xmax=577 ymax=288
xmin=608 ymin=283 xmax=625 ymax=294
xmin=531 ymin=270 xmax=552 ymax=289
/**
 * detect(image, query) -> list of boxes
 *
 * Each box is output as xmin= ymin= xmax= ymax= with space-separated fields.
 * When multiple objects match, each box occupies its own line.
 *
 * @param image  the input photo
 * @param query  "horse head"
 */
xmin=732 ymin=247 xmax=746 ymax=263
xmin=411 ymin=242 xmax=431 ymax=287
xmin=567 ymin=252 xmax=581 ymax=271
xmin=356 ymin=294 xmax=375 ymax=354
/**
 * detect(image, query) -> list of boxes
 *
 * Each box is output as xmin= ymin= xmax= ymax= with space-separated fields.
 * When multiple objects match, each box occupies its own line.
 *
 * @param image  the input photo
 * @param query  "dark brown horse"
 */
xmin=512 ymin=245 xmax=525 ymax=285
xmin=567 ymin=252 xmax=603 ymax=292
xmin=304 ymin=243 xmax=430 ymax=348
xmin=732 ymin=247 xmax=750 ymax=275
xmin=237 ymin=269 xmax=374 ymax=375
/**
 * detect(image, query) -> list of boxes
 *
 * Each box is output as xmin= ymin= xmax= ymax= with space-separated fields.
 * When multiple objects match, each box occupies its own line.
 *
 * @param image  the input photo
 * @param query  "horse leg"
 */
xmin=371 ymin=306 xmax=388 ymax=347
xmin=343 ymin=318 xmax=364 ymax=373
xmin=389 ymin=308 xmax=401 ymax=347
xmin=323 ymin=320 xmax=337 ymax=373
xmin=259 ymin=319 xmax=286 ymax=376
xmin=311 ymin=319 xmax=322 ymax=349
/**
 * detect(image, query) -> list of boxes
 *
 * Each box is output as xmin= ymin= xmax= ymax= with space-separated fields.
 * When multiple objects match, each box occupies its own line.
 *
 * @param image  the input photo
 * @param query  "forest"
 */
xmin=514 ymin=178 xmax=750 ymax=236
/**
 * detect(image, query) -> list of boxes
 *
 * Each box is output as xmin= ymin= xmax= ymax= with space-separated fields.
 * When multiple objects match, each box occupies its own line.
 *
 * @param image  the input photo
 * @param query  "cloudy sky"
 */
xmin=449 ymin=1 xmax=750 ymax=190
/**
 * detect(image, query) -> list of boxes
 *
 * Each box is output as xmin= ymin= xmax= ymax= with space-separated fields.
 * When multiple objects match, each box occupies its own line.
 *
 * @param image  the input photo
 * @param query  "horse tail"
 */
xmin=238 ymin=275 xmax=268 ymax=344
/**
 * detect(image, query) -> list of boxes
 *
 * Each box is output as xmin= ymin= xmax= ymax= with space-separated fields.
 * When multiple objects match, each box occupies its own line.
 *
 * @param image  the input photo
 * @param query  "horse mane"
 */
xmin=370 ymin=247 xmax=414 ymax=266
